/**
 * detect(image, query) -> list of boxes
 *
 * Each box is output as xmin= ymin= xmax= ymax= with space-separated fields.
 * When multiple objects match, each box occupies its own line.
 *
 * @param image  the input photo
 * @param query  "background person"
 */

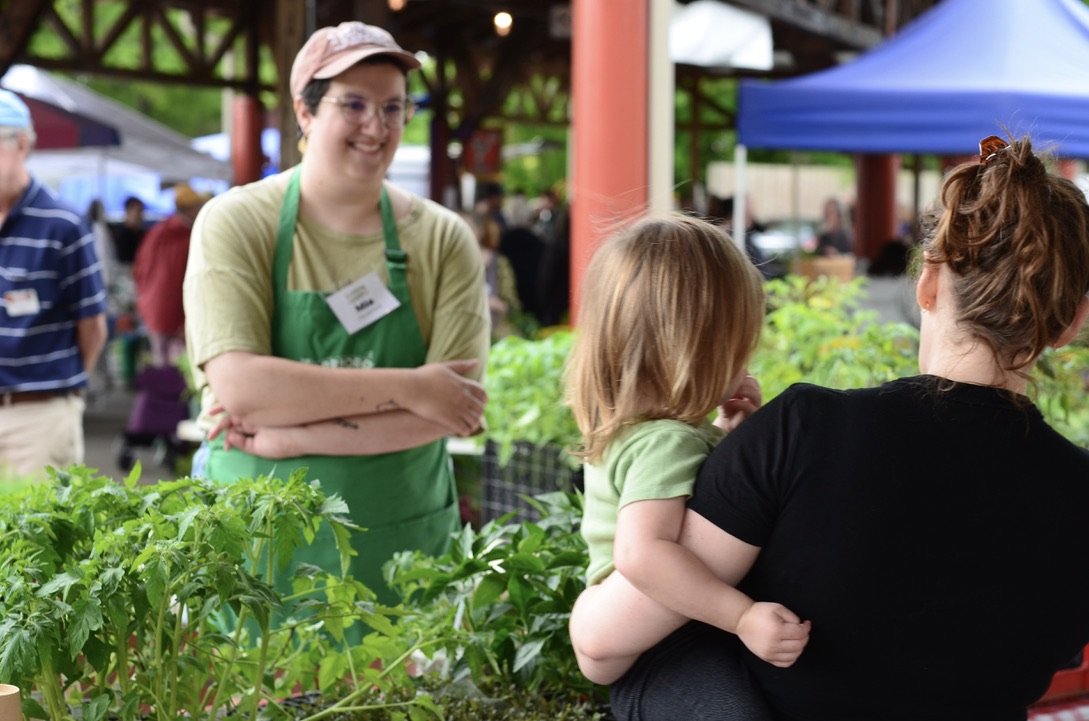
xmin=133 ymin=182 xmax=208 ymax=366
xmin=184 ymin=21 xmax=490 ymax=601
xmin=86 ymin=198 xmax=116 ymax=291
xmin=609 ymin=135 xmax=1089 ymax=721
xmin=461 ymin=210 xmax=521 ymax=341
xmin=0 ymin=89 xmax=107 ymax=480
xmin=815 ymin=196 xmax=853 ymax=256
xmin=110 ymin=195 xmax=147 ymax=266
xmin=708 ymin=195 xmax=783 ymax=280
xmin=565 ymin=214 xmax=808 ymax=702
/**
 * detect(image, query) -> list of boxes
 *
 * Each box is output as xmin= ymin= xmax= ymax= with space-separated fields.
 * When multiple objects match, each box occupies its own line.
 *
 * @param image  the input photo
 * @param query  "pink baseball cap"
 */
xmin=289 ymin=21 xmax=421 ymax=98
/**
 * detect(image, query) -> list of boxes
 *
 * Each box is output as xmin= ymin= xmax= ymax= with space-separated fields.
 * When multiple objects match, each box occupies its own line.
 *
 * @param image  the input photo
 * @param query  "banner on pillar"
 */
xmin=462 ymin=128 xmax=504 ymax=178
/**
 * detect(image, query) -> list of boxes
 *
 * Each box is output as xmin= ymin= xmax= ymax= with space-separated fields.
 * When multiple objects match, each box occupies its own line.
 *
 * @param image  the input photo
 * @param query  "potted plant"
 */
xmin=479 ymin=331 xmax=583 ymax=523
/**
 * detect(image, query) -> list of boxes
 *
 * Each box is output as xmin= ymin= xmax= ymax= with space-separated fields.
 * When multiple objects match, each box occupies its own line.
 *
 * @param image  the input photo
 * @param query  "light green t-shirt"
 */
xmin=581 ymin=419 xmax=723 ymax=585
xmin=183 ymin=169 xmax=490 ymax=423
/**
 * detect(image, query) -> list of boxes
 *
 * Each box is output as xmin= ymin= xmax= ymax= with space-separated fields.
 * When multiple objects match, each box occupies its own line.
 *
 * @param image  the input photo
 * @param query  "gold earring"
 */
xmin=297 ymin=135 xmax=308 ymax=154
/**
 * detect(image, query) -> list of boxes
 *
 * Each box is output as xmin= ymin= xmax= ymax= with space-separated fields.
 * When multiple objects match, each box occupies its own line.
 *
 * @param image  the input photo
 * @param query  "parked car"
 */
xmin=750 ymin=218 xmax=818 ymax=259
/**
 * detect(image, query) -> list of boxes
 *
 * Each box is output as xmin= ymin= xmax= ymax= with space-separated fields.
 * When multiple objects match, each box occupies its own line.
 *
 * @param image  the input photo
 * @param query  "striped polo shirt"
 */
xmin=0 ymin=177 xmax=107 ymax=393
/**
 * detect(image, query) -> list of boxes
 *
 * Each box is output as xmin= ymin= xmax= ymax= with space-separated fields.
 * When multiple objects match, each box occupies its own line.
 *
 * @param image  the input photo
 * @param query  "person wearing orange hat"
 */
xmin=183 ymin=22 xmax=489 ymax=601
xmin=133 ymin=183 xmax=208 ymax=366
xmin=0 ymin=89 xmax=108 ymax=480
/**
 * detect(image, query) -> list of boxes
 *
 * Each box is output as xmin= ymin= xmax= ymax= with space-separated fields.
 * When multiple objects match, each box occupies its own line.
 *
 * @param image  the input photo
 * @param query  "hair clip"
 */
xmin=978 ymin=135 xmax=1009 ymax=165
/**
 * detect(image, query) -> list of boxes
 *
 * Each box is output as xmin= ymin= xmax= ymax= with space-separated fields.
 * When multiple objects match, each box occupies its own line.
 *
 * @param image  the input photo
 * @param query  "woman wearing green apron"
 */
xmin=183 ymin=22 xmax=490 ymax=604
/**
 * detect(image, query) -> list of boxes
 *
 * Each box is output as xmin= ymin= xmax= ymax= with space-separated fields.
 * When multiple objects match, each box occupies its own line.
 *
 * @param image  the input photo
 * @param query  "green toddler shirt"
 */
xmin=581 ymin=419 xmax=723 ymax=585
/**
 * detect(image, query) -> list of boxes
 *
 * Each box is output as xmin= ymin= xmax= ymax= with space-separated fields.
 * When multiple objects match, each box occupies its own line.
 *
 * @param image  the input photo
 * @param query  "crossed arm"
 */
xmin=202 ymin=351 xmax=486 ymax=457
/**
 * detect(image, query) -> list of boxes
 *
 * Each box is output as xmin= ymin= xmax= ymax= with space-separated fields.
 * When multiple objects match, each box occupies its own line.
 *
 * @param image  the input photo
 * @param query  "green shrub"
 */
xmin=751 ymin=275 xmax=1089 ymax=447
xmin=750 ymin=276 xmax=920 ymax=400
xmin=387 ymin=492 xmax=600 ymax=704
xmin=484 ymin=332 xmax=581 ymax=469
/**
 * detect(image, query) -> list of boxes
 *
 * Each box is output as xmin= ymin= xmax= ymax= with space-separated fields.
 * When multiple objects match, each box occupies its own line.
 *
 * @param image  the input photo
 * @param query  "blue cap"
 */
xmin=0 ymin=89 xmax=31 ymax=130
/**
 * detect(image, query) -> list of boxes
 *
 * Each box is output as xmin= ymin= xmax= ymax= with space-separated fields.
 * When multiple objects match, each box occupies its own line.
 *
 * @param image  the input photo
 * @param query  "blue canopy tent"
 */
xmin=737 ymin=0 xmax=1089 ymax=157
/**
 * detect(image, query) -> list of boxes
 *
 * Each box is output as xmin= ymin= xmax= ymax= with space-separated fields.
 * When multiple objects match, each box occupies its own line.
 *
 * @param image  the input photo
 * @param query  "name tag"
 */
xmin=4 ymin=289 xmax=40 ymax=317
xmin=325 ymin=272 xmax=400 ymax=334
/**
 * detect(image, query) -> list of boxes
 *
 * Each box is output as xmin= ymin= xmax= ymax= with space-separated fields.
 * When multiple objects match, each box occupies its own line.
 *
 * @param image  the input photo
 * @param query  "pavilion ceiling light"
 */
xmin=494 ymin=11 xmax=513 ymax=37
xmin=388 ymin=0 xmax=407 ymax=11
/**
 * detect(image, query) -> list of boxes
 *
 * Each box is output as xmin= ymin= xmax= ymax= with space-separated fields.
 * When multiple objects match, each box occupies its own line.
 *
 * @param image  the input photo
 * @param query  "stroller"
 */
xmin=116 ymin=364 xmax=193 ymax=473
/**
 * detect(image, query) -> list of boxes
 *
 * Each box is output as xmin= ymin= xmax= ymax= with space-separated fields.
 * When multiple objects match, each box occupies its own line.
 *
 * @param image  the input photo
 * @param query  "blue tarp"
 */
xmin=737 ymin=0 xmax=1089 ymax=157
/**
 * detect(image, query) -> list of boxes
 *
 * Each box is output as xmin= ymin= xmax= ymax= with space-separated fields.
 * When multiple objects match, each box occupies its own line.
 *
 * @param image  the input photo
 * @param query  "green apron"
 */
xmin=206 ymin=168 xmax=458 ymax=603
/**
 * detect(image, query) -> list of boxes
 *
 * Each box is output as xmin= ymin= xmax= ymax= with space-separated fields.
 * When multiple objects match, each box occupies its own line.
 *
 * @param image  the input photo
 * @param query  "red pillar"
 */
xmin=570 ymin=0 xmax=649 ymax=323
xmin=231 ymin=94 xmax=264 ymax=186
xmin=855 ymin=154 xmax=900 ymax=261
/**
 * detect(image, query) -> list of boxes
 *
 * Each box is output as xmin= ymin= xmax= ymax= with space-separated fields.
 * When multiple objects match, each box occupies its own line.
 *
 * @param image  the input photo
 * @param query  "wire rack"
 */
xmin=480 ymin=440 xmax=580 ymax=523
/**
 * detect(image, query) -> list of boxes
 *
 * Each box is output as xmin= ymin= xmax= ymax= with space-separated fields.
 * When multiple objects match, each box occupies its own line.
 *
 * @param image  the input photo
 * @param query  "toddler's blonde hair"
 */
xmin=566 ymin=212 xmax=765 ymax=463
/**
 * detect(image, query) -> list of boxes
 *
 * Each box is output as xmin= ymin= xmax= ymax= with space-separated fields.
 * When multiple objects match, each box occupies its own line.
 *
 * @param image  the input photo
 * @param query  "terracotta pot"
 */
xmin=0 ymin=685 xmax=23 ymax=721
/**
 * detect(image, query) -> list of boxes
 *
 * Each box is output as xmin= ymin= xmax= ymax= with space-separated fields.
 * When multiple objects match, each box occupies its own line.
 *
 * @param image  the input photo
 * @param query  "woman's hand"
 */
xmin=736 ymin=601 xmax=811 ymax=668
xmin=715 ymin=372 xmax=762 ymax=433
xmin=405 ymin=360 xmax=487 ymax=436
xmin=206 ymin=407 xmax=299 ymax=458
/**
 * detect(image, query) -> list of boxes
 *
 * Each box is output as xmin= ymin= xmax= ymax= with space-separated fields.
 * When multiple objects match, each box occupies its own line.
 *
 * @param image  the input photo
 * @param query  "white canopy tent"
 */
xmin=669 ymin=0 xmax=773 ymax=70
xmin=1 ymin=64 xmax=232 ymax=185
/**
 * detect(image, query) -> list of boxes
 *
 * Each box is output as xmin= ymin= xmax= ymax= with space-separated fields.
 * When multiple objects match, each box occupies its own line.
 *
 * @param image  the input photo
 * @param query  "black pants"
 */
xmin=610 ymin=622 xmax=774 ymax=721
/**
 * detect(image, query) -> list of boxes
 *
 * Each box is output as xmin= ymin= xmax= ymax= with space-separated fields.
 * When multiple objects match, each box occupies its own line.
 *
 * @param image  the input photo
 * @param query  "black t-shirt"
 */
xmin=690 ymin=377 xmax=1089 ymax=721
xmin=110 ymin=222 xmax=146 ymax=264
xmin=816 ymin=228 xmax=852 ymax=255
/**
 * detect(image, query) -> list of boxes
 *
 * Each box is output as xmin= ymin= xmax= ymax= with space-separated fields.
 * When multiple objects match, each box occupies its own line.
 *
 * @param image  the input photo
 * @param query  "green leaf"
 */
xmin=21 ymin=696 xmax=47 ymax=720
xmin=513 ymin=637 xmax=546 ymax=673
xmin=68 ymin=597 xmax=104 ymax=659
xmin=470 ymin=573 xmax=506 ymax=609
xmin=0 ymin=625 xmax=35 ymax=681
xmin=507 ymin=576 xmax=533 ymax=613
xmin=37 ymin=570 xmax=81 ymax=600
xmin=317 ymin=653 xmax=347 ymax=690
xmin=80 ymin=693 xmax=111 ymax=721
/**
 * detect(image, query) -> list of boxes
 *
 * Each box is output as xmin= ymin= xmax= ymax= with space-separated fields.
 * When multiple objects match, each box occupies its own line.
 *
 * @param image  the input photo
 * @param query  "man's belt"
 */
xmin=0 ymin=389 xmax=81 ymax=406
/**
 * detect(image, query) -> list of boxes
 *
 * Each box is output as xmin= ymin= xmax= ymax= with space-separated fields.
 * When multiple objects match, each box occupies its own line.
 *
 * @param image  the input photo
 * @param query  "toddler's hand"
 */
xmin=736 ymin=601 xmax=811 ymax=668
xmin=715 ymin=372 xmax=762 ymax=433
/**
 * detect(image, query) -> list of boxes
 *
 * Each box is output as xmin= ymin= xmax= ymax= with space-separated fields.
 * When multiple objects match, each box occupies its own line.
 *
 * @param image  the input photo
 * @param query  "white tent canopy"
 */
xmin=1 ymin=64 xmax=232 ymax=183
xmin=669 ymin=1 xmax=773 ymax=71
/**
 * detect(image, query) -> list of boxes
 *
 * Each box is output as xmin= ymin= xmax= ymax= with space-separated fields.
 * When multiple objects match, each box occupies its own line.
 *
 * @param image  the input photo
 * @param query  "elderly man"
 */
xmin=0 ymin=89 xmax=108 ymax=480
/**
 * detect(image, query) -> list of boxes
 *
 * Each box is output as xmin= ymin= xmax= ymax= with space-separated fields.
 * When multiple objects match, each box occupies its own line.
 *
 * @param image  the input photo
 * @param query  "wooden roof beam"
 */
xmin=726 ymin=0 xmax=883 ymax=49
xmin=0 ymin=0 xmax=52 ymax=75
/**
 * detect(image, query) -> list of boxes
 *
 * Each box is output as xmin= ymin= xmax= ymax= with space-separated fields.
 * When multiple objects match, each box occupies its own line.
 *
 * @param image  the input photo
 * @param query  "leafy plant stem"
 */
xmin=298 ymin=639 xmax=428 ymax=721
xmin=204 ymin=604 xmax=250 ymax=717
xmin=246 ymin=625 xmax=272 ymax=721
xmin=245 ymin=517 xmax=276 ymax=721
xmin=39 ymin=654 xmax=73 ymax=721
xmin=114 ymin=634 xmax=131 ymax=696
xmin=304 ymin=699 xmax=430 ymax=719
xmin=151 ymin=587 xmax=171 ymax=720
xmin=168 ymin=597 xmax=185 ymax=715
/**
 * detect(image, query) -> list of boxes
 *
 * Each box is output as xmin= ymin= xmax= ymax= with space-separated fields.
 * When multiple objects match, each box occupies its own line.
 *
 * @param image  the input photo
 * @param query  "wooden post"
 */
xmin=275 ymin=0 xmax=307 ymax=172
xmin=855 ymin=154 xmax=900 ymax=260
xmin=230 ymin=94 xmax=264 ymax=185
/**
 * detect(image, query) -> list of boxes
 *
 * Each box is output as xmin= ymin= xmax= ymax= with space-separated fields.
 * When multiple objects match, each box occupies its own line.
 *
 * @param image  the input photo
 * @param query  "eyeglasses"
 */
xmin=979 ymin=135 xmax=1009 ymax=164
xmin=320 ymin=95 xmax=416 ymax=128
